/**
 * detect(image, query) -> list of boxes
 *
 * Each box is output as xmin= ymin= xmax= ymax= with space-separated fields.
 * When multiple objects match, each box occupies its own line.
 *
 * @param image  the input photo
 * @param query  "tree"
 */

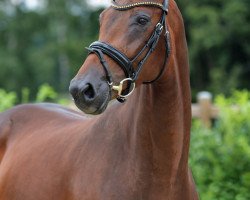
xmin=0 ymin=0 xmax=103 ymax=99
xmin=176 ymin=0 xmax=250 ymax=97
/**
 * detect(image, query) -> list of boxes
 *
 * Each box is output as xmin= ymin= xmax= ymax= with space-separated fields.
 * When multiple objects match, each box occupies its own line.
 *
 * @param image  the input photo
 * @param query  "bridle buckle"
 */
xmin=156 ymin=23 xmax=164 ymax=33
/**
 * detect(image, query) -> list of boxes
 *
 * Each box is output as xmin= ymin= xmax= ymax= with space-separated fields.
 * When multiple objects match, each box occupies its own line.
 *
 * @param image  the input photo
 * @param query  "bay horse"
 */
xmin=0 ymin=0 xmax=198 ymax=199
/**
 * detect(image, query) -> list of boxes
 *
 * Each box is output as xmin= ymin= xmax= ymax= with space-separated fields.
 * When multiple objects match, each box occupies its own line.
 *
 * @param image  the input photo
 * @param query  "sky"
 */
xmin=88 ymin=0 xmax=110 ymax=8
xmin=25 ymin=0 xmax=39 ymax=9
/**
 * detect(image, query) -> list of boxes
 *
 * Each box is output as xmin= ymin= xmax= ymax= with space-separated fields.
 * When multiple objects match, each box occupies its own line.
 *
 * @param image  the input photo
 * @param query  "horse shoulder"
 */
xmin=0 ymin=104 xmax=89 ymax=199
xmin=0 ymin=103 xmax=84 ymax=158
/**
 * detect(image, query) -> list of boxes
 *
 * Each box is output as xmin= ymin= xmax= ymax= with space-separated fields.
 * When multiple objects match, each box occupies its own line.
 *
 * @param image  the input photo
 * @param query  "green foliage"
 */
xmin=0 ymin=0 xmax=102 ymax=96
xmin=36 ymin=84 xmax=58 ymax=102
xmin=0 ymin=89 xmax=17 ymax=112
xmin=0 ymin=84 xmax=69 ymax=112
xmin=190 ymin=90 xmax=250 ymax=199
xmin=176 ymin=0 xmax=250 ymax=97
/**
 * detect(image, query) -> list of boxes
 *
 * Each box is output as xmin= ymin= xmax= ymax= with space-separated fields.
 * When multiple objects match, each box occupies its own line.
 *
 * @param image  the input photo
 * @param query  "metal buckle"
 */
xmin=156 ymin=23 xmax=164 ymax=33
xmin=111 ymin=78 xmax=135 ymax=99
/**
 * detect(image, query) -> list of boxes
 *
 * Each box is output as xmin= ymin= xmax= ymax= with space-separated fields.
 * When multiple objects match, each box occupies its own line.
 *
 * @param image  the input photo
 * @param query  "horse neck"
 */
xmin=119 ymin=2 xmax=192 ymax=187
xmin=121 ymin=69 xmax=191 ymax=182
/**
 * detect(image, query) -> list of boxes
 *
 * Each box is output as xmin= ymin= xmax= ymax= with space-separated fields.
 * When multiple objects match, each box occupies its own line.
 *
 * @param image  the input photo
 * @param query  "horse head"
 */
xmin=69 ymin=0 xmax=170 ymax=114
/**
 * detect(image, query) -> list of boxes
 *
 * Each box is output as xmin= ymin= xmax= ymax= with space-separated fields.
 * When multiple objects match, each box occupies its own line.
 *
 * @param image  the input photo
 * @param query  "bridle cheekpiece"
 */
xmin=86 ymin=0 xmax=170 ymax=103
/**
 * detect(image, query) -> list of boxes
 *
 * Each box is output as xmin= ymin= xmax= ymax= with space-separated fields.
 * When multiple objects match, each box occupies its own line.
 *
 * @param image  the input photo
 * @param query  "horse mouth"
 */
xmin=73 ymin=88 xmax=111 ymax=115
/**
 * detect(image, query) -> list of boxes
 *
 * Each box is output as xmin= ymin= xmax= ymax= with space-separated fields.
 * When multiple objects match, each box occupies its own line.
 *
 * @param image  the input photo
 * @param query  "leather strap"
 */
xmin=88 ymin=42 xmax=134 ymax=78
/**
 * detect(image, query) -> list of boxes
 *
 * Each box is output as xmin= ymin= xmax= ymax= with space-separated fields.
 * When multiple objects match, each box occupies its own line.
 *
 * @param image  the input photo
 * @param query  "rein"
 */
xmin=86 ymin=0 xmax=170 ymax=103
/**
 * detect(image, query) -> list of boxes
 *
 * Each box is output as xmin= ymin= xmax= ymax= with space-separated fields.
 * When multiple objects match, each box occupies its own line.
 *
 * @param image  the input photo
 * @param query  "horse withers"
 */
xmin=0 ymin=0 xmax=199 ymax=199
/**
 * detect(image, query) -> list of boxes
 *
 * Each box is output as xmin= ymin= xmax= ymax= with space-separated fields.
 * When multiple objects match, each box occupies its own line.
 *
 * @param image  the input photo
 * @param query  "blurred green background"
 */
xmin=0 ymin=0 xmax=101 ymax=99
xmin=0 ymin=0 xmax=249 ymax=99
xmin=0 ymin=0 xmax=250 ymax=199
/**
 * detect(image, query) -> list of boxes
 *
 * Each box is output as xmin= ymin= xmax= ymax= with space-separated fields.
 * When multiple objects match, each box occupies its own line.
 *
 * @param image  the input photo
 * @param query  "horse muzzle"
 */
xmin=69 ymin=76 xmax=111 ymax=115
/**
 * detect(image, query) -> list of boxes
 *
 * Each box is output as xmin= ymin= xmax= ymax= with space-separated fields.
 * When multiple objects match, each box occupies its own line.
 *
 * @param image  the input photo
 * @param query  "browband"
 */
xmin=111 ymin=1 xmax=166 ymax=12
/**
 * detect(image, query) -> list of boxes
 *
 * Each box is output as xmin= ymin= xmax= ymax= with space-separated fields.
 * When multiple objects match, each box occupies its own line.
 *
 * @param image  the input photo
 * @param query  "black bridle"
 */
xmin=86 ymin=0 xmax=170 ymax=103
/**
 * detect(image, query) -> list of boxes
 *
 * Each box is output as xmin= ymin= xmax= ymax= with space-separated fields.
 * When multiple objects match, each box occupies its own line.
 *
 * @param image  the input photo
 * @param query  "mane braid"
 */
xmin=111 ymin=1 xmax=164 ymax=11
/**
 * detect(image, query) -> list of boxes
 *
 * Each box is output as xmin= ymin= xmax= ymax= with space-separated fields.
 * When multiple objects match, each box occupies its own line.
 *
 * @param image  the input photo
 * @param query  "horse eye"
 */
xmin=137 ymin=17 xmax=149 ymax=26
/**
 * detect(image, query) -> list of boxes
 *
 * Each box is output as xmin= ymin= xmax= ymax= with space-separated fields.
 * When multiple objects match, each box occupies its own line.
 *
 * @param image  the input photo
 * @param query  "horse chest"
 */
xmin=69 ymin=141 xmax=153 ymax=200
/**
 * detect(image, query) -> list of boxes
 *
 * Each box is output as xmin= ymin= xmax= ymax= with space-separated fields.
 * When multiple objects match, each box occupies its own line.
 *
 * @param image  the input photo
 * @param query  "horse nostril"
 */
xmin=82 ymin=83 xmax=95 ymax=100
xmin=69 ymin=82 xmax=96 ymax=102
xmin=69 ymin=85 xmax=79 ymax=99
